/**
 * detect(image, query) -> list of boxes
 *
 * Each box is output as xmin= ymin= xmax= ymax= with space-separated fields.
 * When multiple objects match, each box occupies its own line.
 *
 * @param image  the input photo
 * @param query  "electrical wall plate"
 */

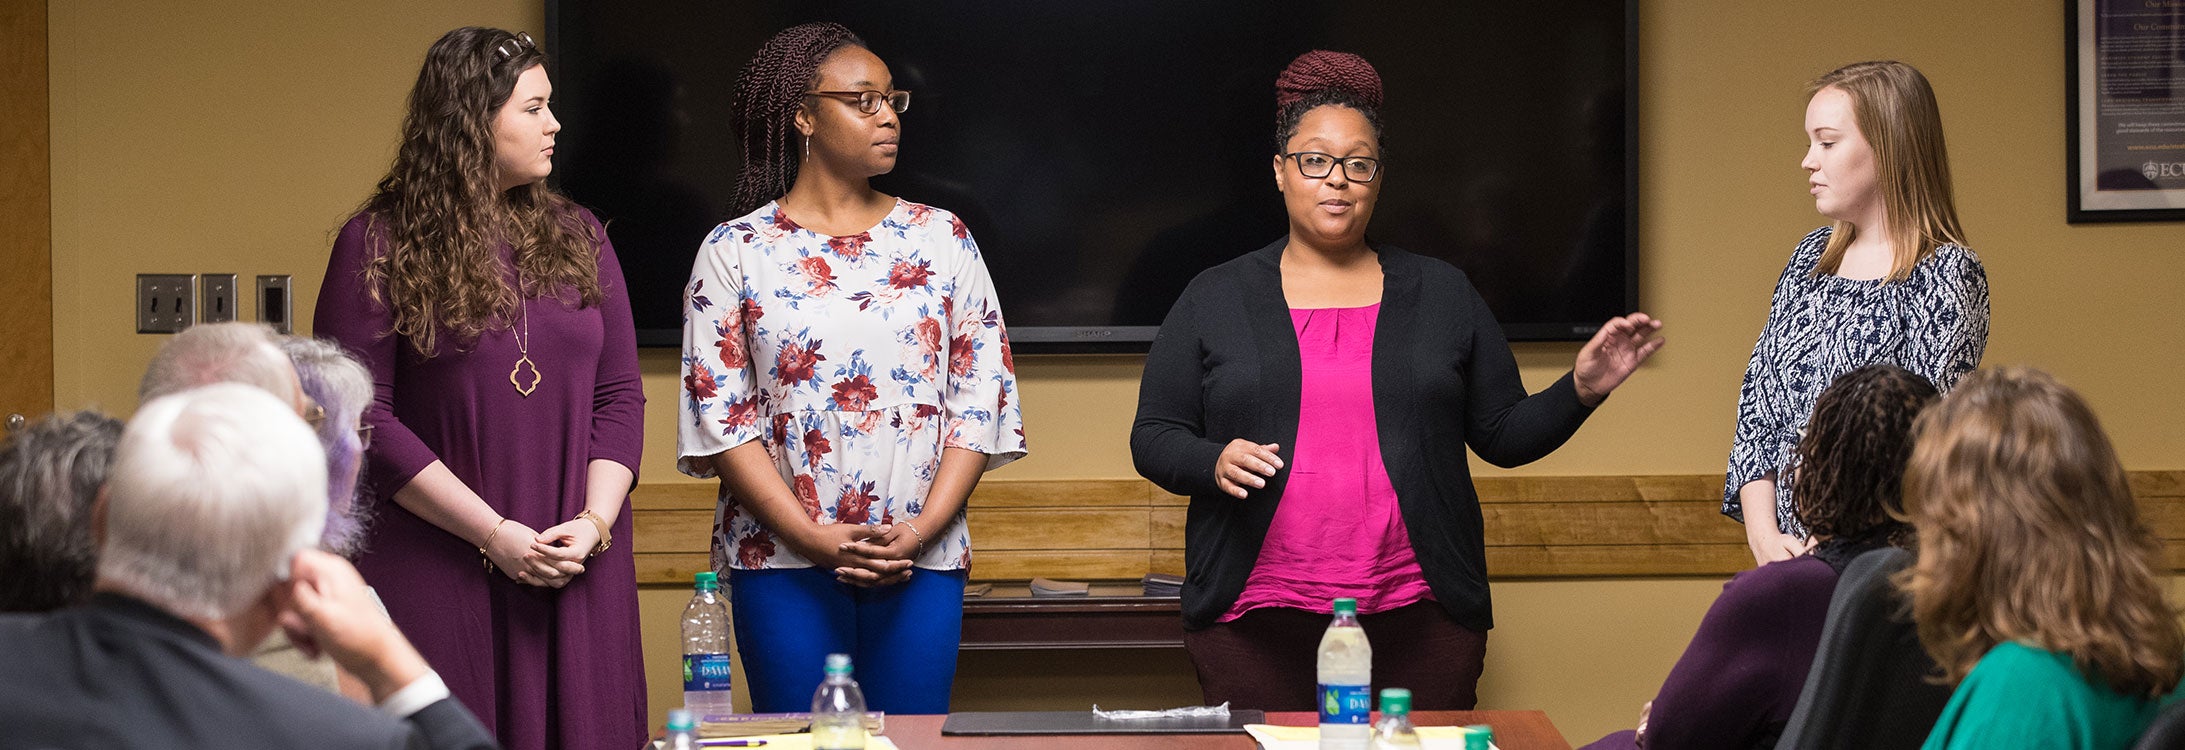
xmin=136 ymin=274 xmax=196 ymax=334
xmin=256 ymin=274 xmax=293 ymax=334
xmin=200 ymin=273 xmax=238 ymax=323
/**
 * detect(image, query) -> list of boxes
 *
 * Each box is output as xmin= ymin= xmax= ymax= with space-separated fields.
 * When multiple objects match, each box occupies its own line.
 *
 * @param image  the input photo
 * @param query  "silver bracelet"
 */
xmin=901 ymin=518 xmax=927 ymax=552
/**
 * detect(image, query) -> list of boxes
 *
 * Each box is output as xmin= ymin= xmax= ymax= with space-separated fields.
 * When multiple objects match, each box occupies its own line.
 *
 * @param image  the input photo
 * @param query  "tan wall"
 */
xmin=47 ymin=0 xmax=2184 ymax=743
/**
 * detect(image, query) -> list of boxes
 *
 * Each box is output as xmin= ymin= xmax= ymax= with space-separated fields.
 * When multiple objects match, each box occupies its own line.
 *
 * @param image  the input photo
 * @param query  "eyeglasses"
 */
xmin=1282 ymin=151 xmax=1381 ymax=183
xmin=804 ymin=89 xmax=911 ymax=116
xmin=302 ymin=401 xmax=327 ymax=428
xmin=355 ymin=423 xmax=375 ymax=450
xmin=494 ymin=31 xmax=536 ymax=61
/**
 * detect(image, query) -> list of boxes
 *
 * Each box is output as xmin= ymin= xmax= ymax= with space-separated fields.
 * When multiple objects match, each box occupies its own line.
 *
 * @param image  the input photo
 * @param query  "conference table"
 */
xmin=879 ymin=710 xmax=1571 ymax=749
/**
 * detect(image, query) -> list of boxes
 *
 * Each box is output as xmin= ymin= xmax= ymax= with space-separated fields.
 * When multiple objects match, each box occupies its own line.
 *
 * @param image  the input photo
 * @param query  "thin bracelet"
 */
xmin=479 ymin=517 xmax=510 ymax=573
xmin=901 ymin=518 xmax=927 ymax=552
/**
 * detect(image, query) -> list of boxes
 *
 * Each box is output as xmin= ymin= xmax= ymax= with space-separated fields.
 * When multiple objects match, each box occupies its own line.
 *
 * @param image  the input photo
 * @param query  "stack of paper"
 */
xmin=1141 ymin=573 xmax=1184 ymax=597
xmin=698 ymin=712 xmax=885 ymax=737
xmin=1029 ymin=578 xmax=1090 ymax=596
xmin=648 ymin=732 xmax=899 ymax=750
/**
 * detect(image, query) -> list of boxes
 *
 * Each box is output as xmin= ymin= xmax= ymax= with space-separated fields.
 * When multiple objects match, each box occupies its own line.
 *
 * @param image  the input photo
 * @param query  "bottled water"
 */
xmin=681 ymin=571 xmax=734 ymax=720
xmin=1318 ymin=597 xmax=1372 ymax=750
xmin=1370 ymin=688 xmax=1419 ymax=749
xmin=663 ymin=708 xmax=699 ymax=750
xmin=1464 ymin=724 xmax=1496 ymax=750
xmin=810 ymin=653 xmax=867 ymax=750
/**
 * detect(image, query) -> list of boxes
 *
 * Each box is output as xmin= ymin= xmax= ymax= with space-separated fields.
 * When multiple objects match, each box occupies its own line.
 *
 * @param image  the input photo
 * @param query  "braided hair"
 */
xmin=1792 ymin=364 xmax=1939 ymax=543
xmin=1273 ymin=50 xmax=1386 ymax=154
xmin=728 ymin=22 xmax=866 ymax=217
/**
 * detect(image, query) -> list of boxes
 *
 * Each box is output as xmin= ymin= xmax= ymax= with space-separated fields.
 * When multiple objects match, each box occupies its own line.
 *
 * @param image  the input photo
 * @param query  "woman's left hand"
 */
xmin=1574 ymin=312 xmax=1665 ymax=407
xmin=835 ymin=523 xmax=921 ymax=588
xmin=533 ymin=519 xmax=603 ymax=584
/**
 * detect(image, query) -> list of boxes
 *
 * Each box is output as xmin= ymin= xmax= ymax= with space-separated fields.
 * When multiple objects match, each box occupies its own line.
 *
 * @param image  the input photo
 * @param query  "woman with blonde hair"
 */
xmin=1726 ymin=60 xmax=1989 ymax=564
xmin=1902 ymin=367 xmax=2181 ymax=748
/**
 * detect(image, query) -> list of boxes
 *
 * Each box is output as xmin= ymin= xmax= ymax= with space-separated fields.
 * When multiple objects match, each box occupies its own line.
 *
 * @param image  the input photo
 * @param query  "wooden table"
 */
xmin=882 ymin=711 xmax=1570 ymax=749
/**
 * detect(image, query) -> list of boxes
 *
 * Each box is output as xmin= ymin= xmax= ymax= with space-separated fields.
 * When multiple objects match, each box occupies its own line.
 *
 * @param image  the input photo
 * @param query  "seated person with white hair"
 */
xmin=138 ymin=321 xmax=311 ymax=413
xmin=0 ymin=384 xmax=497 ymax=750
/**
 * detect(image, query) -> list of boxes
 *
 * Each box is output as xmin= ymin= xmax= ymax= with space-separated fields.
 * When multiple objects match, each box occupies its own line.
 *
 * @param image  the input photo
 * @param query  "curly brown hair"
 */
xmin=727 ymin=22 xmax=865 ymax=218
xmin=1791 ymin=364 xmax=1937 ymax=542
xmin=1897 ymin=366 xmax=2182 ymax=698
xmin=363 ymin=26 xmax=601 ymax=356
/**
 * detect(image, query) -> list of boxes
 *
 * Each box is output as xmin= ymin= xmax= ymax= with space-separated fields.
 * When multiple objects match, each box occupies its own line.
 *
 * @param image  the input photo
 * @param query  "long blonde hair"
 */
xmin=1808 ymin=61 xmax=1967 ymax=283
xmin=1898 ymin=367 xmax=2182 ymax=698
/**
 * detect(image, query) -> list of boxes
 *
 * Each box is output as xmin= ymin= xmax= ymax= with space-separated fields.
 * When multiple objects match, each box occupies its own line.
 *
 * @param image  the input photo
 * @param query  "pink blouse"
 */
xmin=1221 ymin=304 xmax=1434 ymax=621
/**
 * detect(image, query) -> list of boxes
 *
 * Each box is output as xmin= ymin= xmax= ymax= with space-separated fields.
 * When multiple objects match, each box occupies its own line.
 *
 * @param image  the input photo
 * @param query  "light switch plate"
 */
xmin=137 ymin=274 xmax=196 ymax=334
xmin=256 ymin=274 xmax=293 ymax=334
xmin=200 ymin=273 xmax=238 ymax=323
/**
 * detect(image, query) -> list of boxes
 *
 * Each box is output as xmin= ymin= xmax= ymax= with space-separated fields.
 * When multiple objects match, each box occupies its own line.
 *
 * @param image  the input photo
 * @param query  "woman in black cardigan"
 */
xmin=1131 ymin=51 xmax=1663 ymax=711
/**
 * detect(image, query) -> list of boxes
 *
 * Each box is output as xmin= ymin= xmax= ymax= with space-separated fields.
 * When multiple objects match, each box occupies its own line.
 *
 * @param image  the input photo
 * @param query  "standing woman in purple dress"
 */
xmin=315 ymin=27 xmax=646 ymax=749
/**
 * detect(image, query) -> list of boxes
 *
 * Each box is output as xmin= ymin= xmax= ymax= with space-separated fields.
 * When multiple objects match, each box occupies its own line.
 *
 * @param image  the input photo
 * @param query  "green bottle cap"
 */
xmin=1332 ymin=597 xmax=1358 ymax=615
xmin=694 ymin=571 xmax=719 ymax=590
xmin=1464 ymin=724 xmax=1494 ymax=749
xmin=667 ymin=708 xmax=696 ymax=732
xmin=1378 ymin=688 xmax=1412 ymax=716
xmin=825 ymin=653 xmax=854 ymax=676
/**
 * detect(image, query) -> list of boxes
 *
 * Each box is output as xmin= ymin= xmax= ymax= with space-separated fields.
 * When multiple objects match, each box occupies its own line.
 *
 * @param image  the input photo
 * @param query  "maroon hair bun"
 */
xmin=1275 ymin=50 xmax=1384 ymax=110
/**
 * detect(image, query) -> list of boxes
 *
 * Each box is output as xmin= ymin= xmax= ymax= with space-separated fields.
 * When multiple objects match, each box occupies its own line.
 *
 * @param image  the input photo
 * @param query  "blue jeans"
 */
xmin=728 ymin=566 xmax=967 ymax=714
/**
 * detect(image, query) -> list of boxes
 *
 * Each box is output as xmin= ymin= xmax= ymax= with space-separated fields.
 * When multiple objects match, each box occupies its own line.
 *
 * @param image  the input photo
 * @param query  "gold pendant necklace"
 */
xmin=509 ymin=297 xmax=540 ymax=397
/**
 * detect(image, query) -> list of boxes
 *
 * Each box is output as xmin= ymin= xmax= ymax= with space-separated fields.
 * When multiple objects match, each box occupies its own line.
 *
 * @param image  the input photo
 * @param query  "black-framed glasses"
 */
xmin=1282 ymin=151 xmax=1381 ymax=183
xmin=804 ymin=90 xmax=911 ymax=116
xmin=494 ymin=31 xmax=536 ymax=60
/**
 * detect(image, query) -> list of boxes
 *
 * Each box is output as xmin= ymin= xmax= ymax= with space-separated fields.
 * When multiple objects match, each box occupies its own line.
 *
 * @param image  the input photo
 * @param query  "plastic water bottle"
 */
xmin=663 ymin=708 xmax=699 ymax=750
xmin=681 ymin=571 xmax=734 ymax=721
xmin=811 ymin=653 xmax=866 ymax=750
xmin=1318 ymin=597 xmax=1373 ymax=750
xmin=1463 ymin=724 xmax=1496 ymax=750
xmin=1370 ymin=688 xmax=1419 ymax=748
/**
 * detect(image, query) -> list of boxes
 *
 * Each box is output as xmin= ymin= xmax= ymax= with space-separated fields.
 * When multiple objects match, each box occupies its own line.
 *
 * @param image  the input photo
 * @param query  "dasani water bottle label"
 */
xmin=1318 ymin=683 xmax=1371 ymax=725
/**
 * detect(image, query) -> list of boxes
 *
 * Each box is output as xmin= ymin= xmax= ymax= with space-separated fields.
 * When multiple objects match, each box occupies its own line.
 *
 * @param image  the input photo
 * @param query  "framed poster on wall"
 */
xmin=2068 ymin=0 xmax=2185 ymax=222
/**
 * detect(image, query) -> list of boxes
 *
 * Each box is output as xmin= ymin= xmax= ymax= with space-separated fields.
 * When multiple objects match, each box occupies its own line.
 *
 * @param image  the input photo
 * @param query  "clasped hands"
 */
xmin=795 ymin=521 xmax=923 ymax=588
xmin=483 ymin=517 xmax=604 ymax=589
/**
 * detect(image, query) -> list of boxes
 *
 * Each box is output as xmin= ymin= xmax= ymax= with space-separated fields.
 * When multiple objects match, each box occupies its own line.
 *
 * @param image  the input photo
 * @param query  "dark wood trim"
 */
xmin=0 ymin=0 xmax=54 ymax=421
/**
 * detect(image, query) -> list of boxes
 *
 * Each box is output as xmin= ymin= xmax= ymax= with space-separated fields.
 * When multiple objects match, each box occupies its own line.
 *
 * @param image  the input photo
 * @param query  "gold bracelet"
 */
xmin=575 ymin=509 xmax=612 ymax=558
xmin=480 ymin=517 xmax=510 ymax=573
xmin=901 ymin=518 xmax=927 ymax=553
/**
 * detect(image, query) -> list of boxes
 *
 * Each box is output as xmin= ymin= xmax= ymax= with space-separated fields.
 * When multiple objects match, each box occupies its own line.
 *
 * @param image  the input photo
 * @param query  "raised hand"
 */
xmin=1574 ymin=312 xmax=1665 ymax=406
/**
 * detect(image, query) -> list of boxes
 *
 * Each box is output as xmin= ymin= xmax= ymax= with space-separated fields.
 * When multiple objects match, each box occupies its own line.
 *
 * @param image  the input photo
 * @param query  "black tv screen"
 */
xmin=547 ymin=1 xmax=1635 ymax=351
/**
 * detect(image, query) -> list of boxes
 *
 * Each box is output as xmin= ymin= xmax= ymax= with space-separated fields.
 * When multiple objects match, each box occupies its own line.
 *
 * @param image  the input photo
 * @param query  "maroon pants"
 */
xmin=1183 ymin=601 xmax=1488 ymax=711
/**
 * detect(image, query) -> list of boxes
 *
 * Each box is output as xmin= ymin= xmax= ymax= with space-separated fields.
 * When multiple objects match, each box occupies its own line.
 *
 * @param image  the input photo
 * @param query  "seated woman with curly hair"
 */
xmin=1585 ymin=364 xmax=1938 ymax=750
xmin=1902 ymin=366 xmax=2183 ymax=749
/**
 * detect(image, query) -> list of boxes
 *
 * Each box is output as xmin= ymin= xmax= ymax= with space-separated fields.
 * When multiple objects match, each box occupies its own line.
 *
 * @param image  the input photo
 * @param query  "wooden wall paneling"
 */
xmin=626 ymin=472 xmax=2185 ymax=584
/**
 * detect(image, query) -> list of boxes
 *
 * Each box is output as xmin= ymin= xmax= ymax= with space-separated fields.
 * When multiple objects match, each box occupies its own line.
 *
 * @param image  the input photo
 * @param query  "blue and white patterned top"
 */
xmin=676 ymin=198 xmax=1026 ymax=571
xmin=1725 ymin=227 xmax=1988 ymax=537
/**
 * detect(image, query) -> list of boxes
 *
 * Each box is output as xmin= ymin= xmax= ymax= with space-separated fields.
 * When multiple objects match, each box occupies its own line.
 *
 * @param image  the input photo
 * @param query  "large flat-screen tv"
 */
xmin=547 ymin=1 xmax=1635 ymax=352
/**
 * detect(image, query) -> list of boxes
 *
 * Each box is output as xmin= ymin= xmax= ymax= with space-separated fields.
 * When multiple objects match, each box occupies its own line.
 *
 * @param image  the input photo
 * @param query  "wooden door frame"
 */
xmin=1 ymin=0 xmax=55 ymax=425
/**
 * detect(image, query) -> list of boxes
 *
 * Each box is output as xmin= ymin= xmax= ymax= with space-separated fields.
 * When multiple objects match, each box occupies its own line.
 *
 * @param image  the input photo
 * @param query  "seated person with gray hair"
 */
xmin=0 ymin=384 xmax=496 ymax=750
xmin=0 ymin=411 xmax=122 ymax=612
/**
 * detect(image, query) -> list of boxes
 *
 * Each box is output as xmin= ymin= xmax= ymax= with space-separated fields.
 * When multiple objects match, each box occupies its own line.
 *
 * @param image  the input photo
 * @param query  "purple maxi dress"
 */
xmin=315 ymin=211 xmax=648 ymax=750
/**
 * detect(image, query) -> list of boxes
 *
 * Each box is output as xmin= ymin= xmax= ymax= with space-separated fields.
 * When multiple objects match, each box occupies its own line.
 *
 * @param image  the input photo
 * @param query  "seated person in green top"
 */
xmin=1899 ymin=366 xmax=2183 ymax=750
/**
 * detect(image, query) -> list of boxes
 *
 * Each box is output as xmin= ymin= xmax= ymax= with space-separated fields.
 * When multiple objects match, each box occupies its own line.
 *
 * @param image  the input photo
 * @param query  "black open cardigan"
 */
xmin=1130 ymin=239 xmax=1597 ymax=632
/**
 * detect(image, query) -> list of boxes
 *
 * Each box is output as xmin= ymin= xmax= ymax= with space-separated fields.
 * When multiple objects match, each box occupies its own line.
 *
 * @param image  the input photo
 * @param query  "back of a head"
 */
xmin=1792 ymin=364 xmax=1939 ymax=542
xmin=1900 ymin=366 xmax=2182 ymax=698
xmin=98 ymin=384 xmax=328 ymax=621
xmin=0 ymin=411 xmax=123 ymax=612
xmin=280 ymin=336 xmax=375 ymax=556
xmin=138 ymin=322 xmax=296 ymax=407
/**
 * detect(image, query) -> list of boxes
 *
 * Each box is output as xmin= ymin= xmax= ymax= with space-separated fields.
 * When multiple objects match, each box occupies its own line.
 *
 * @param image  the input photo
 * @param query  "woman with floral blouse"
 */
xmin=675 ymin=22 xmax=1024 ymax=714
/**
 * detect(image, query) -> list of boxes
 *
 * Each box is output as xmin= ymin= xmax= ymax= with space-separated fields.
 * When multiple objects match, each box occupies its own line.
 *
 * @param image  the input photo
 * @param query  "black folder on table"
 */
xmin=940 ymin=710 xmax=1264 ymax=735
